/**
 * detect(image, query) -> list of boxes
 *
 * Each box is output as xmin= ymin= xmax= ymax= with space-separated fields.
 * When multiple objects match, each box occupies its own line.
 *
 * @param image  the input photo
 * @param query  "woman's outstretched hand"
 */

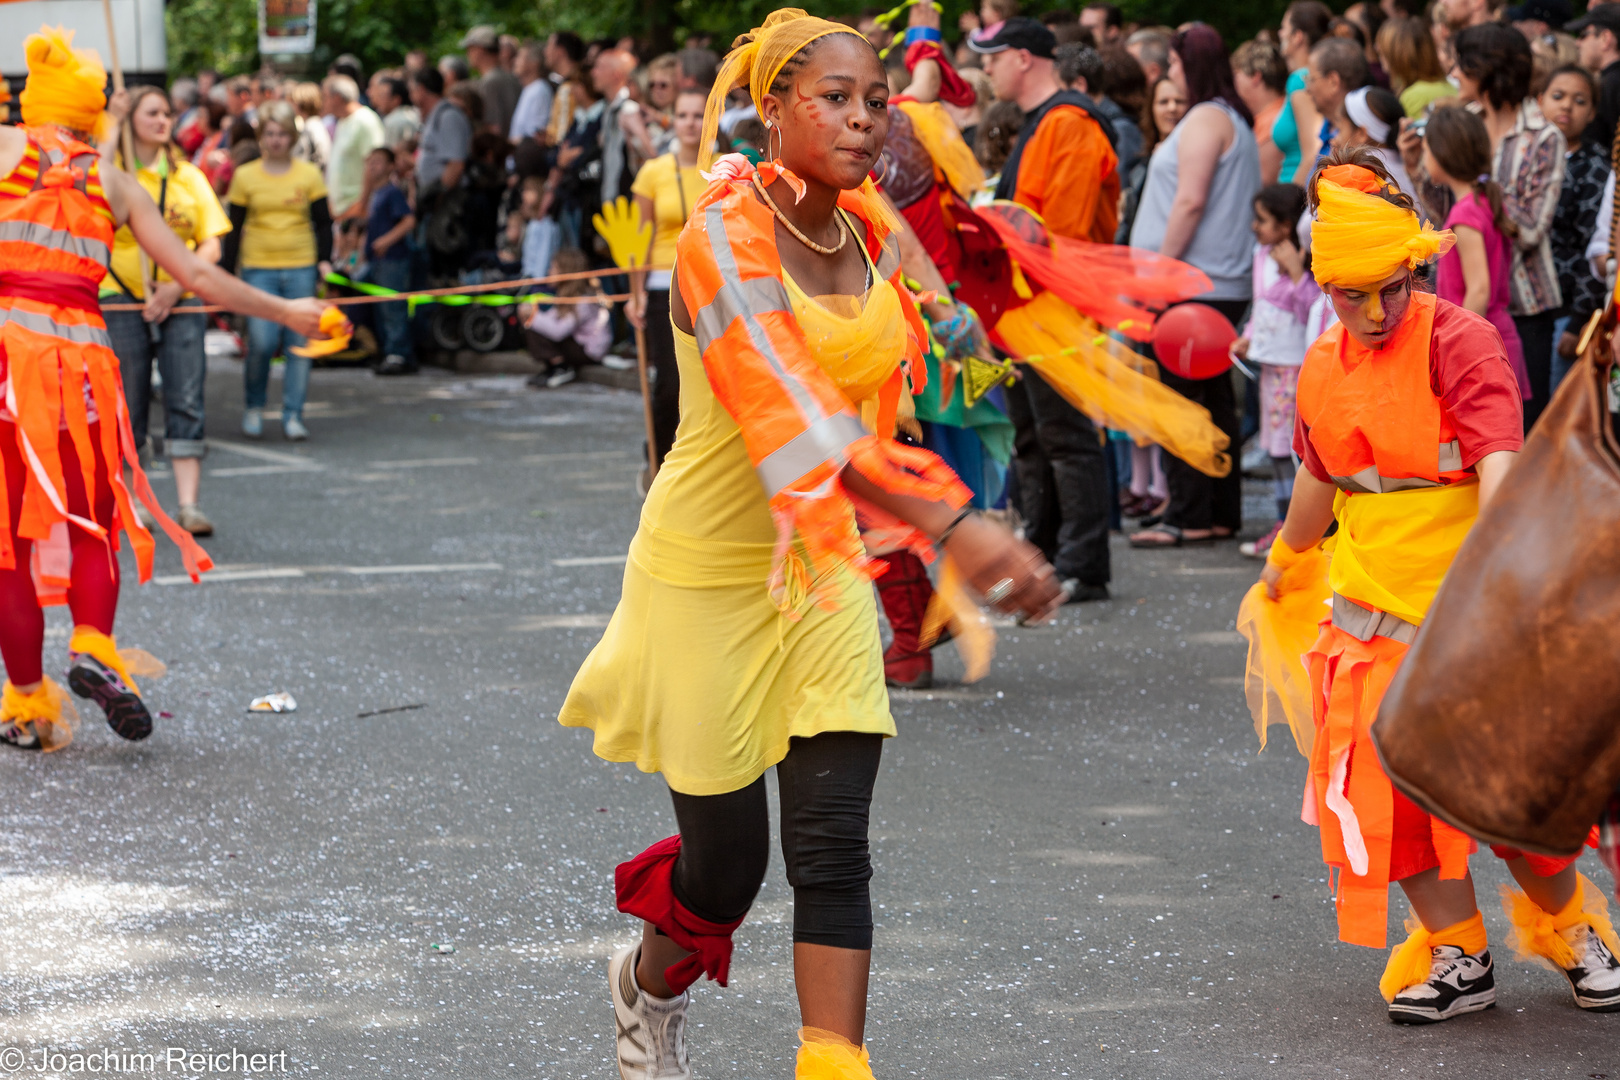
xmin=944 ymin=514 xmax=1063 ymax=624
xmin=283 ymin=297 xmax=332 ymax=339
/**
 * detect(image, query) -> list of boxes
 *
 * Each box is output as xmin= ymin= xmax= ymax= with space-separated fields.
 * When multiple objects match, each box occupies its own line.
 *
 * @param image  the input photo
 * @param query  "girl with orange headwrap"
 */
xmin=557 ymin=11 xmax=1063 ymax=1078
xmin=0 ymin=27 xmax=337 ymax=752
xmin=1242 ymin=146 xmax=1620 ymax=1023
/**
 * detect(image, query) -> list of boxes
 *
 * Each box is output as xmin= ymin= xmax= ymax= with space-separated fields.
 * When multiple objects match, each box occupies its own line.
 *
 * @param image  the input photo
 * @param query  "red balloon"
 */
xmin=1151 ymin=302 xmax=1238 ymax=380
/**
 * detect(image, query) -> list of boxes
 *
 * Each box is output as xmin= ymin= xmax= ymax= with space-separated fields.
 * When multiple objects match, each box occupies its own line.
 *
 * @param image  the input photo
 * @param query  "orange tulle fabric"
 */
xmin=993 ymin=291 xmax=1232 ymax=477
xmin=795 ymin=1028 xmax=875 ymax=1080
xmin=17 ymin=27 xmax=110 ymax=141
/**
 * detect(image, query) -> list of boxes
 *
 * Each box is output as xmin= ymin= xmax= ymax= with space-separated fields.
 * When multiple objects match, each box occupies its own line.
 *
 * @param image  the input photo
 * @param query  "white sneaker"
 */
xmin=242 ymin=407 xmax=263 ymax=438
xmin=545 ymin=367 xmax=578 ymax=389
xmin=608 ymin=944 xmax=691 ymax=1080
xmin=1556 ymin=922 xmax=1620 ymax=1011
xmin=1387 ymin=946 xmax=1496 ymax=1024
xmin=283 ymin=416 xmax=309 ymax=442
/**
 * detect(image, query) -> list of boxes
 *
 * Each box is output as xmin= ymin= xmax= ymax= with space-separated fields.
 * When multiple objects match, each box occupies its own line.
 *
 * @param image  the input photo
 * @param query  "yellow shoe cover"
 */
xmin=1379 ymin=910 xmax=1487 ymax=1002
xmin=1501 ymin=873 xmax=1620 ymax=970
xmin=796 ymin=1027 xmax=875 ymax=1080
xmin=1 ymin=677 xmax=80 ymax=752
xmin=67 ymin=627 xmax=167 ymax=698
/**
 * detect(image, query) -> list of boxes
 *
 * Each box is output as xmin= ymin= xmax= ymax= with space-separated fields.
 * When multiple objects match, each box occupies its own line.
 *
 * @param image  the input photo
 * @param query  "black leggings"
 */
xmin=668 ymin=731 xmax=882 ymax=950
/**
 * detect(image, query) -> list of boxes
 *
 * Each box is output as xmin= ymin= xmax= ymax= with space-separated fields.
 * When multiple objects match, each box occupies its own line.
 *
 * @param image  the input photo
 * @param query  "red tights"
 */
xmin=0 ymin=421 xmax=119 ymax=687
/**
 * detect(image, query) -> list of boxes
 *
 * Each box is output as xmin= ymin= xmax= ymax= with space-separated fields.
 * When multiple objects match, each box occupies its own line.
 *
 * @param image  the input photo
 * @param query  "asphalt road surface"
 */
xmin=1 ymin=359 xmax=1612 ymax=1079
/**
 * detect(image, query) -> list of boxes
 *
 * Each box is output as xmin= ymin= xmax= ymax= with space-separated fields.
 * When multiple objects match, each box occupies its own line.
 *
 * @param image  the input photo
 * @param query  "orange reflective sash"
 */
xmin=674 ymin=166 xmax=968 ymax=612
xmin=0 ymin=125 xmax=212 ymax=596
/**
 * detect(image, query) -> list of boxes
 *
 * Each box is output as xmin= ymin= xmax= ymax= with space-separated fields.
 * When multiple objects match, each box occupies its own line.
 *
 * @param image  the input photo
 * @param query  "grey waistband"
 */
xmin=1330 ymin=593 xmax=1419 ymax=645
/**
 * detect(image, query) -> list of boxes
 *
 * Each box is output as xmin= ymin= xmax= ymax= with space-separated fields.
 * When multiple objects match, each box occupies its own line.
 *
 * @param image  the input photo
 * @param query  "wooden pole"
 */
xmin=631 ymin=265 xmax=659 ymax=482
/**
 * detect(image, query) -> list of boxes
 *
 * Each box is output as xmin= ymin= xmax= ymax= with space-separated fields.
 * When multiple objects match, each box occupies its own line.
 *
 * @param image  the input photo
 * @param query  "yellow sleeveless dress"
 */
xmin=559 ymin=237 xmax=908 ymax=796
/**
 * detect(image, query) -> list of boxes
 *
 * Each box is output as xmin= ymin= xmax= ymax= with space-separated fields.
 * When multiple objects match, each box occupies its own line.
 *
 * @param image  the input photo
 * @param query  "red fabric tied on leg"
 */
xmin=615 ymin=835 xmax=745 ymax=995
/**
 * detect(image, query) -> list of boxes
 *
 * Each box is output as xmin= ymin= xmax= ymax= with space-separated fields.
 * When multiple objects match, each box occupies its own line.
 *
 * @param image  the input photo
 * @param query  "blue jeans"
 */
xmin=104 ymin=293 xmax=208 ymax=458
xmin=241 ymin=265 xmax=316 ymax=420
xmin=362 ymin=257 xmax=413 ymax=361
xmin=1551 ymin=314 xmax=1573 ymax=396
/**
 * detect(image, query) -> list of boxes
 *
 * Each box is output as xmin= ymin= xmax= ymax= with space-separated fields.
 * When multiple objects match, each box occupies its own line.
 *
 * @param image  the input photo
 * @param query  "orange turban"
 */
xmin=1311 ymin=164 xmax=1453 ymax=288
xmin=18 ymin=26 xmax=110 ymax=140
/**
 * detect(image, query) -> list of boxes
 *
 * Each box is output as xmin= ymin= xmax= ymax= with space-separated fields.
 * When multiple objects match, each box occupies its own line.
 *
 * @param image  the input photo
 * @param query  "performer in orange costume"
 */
xmin=0 ymin=28 xmax=333 ymax=751
xmin=1254 ymin=148 xmax=1620 ymax=1023
xmin=560 ymin=12 xmax=1064 ymax=1080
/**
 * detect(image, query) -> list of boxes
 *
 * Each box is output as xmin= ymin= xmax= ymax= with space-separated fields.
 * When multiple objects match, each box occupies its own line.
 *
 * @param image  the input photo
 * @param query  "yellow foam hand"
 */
xmin=593 ymin=196 xmax=652 ymax=270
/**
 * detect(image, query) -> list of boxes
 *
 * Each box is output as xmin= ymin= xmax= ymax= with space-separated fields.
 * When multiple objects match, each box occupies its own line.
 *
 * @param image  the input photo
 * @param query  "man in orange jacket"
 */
xmin=975 ymin=17 xmax=1120 ymax=602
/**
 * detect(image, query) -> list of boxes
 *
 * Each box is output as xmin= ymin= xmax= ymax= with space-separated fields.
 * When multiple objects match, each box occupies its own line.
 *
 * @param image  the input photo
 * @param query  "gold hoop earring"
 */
xmin=767 ymin=120 xmax=782 ymax=163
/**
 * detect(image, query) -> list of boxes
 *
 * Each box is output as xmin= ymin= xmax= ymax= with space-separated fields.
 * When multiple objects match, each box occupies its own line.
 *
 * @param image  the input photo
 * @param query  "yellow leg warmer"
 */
xmin=67 ymin=627 xmax=167 ymax=697
xmin=1501 ymin=873 xmax=1620 ymax=970
xmin=1 ymin=678 xmax=80 ymax=752
xmin=1379 ymin=910 xmax=1488 ymax=1002
xmin=795 ymin=1027 xmax=875 ymax=1080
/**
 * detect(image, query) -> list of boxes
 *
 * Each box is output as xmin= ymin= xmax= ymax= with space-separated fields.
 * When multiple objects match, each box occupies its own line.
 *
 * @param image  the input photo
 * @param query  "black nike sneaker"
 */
xmin=1388 ymin=946 xmax=1497 ymax=1024
xmin=67 ymin=652 xmax=152 ymax=741
xmin=1554 ymin=922 xmax=1620 ymax=1011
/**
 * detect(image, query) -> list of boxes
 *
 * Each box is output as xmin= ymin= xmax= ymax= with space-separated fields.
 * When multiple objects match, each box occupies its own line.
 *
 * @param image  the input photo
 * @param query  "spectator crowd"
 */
xmin=62 ymin=0 xmax=1620 ymax=575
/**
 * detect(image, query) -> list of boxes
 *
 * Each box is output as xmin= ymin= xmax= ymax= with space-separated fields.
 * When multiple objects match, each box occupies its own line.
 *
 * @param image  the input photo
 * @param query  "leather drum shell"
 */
xmin=1372 ymin=347 xmax=1620 ymax=856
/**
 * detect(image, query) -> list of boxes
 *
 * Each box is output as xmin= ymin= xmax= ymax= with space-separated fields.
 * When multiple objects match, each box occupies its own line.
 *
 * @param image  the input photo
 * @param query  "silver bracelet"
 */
xmin=937 ymin=508 xmax=976 ymax=546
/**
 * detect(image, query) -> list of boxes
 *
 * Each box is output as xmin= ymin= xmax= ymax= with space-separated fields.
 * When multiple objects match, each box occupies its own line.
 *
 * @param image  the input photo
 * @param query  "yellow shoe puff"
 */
xmin=1 ymin=678 xmax=80 ymax=752
xmin=796 ymin=1027 xmax=875 ymax=1080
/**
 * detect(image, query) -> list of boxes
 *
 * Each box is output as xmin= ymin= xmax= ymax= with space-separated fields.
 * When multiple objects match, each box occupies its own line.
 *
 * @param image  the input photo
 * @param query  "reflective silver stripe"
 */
xmin=0 ymin=305 xmax=112 ymax=347
xmin=701 ymin=202 xmax=825 ymax=423
xmin=874 ymin=234 xmax=901 ymax=282
xmin=0 ymin=221 xmax=110 ymax=264
xmin=1331 ymin=440 xmax=1465 ymax=493
xmin=756 ymin=412 xmax=867 ymax=495
xmin=693 ymin=276 xmax=793 ymax=351
xmin=1331 ymin=593 xmax=1418 ymax=645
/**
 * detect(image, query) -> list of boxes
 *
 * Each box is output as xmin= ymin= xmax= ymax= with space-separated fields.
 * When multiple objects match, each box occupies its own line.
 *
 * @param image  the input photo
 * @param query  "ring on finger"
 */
xmin=985 ymin=577 xmax=1015 ymax=605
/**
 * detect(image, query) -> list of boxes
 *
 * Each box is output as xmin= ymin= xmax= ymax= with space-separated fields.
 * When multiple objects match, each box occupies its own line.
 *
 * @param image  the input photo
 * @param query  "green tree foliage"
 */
xmin=166 ymin=0 xmax=1297 ymax=80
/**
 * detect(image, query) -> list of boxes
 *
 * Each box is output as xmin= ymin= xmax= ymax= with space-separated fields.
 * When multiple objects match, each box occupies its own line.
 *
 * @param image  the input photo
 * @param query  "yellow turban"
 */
xmin=699 ymin=9 xmax=857 ymax=170
xmin=1310 ymin=164 xmax=1453 ymax=288
xmin=18 ymin=26 xmax=110 ymax=140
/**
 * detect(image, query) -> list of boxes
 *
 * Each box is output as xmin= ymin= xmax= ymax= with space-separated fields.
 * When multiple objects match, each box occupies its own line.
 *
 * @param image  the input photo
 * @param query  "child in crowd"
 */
xmin=521 ymin=248 xmax=611 ymax=389
xmin=973 ymin=99 xmax=1024 ymax=205
xmin=1233 ymin=182 xmax=1317 ymax=559
xmin=729 ymin=116 xmax=770 ymax=164
xmin=1423 ymin=105 xmax=1531 ymax=399
xmin=1538 ymin=64 xmax=1609 ymax=393
xmin=360 ymin=147 xmax=416 ymax=376
xmin=517 ymin=175 xmax=560 ymax=281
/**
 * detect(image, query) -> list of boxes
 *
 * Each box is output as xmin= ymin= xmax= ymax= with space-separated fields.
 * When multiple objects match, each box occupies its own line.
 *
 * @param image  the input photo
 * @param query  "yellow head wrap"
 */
xmin=19 ymin=26 xmax=110 ymax=140
xmin=1310 ymin=164 xmax=1453 ymax=288
xmin=699 ymin=9 xmax=859 ymax=171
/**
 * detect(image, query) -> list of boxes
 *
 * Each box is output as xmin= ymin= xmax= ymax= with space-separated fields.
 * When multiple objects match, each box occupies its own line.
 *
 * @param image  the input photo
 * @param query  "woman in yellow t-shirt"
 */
xmin=102 ymin=86 xmax=233 ymax=537
xmin=222 ymin=100 xmax=333 ymax=442
xmin=625 ymin=86 xmax=704 ymax=486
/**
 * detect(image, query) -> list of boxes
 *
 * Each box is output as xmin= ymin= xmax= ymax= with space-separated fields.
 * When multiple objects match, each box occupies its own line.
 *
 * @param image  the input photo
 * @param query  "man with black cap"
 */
xmin=972 ymin=17 xmax=1121 ymax=602
xmin=1509 ymin=0 xmax=1573 ymax=41
xmin=1572 ymin=2 xmax=1620 ymax=148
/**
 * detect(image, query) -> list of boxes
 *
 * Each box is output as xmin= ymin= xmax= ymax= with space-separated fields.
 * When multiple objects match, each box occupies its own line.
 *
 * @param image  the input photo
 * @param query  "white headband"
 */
xmin=1344 ymin=87 xmax=1390 ymax=147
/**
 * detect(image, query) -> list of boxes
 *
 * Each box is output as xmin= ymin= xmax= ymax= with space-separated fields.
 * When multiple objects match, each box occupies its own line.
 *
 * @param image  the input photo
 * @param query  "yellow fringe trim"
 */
xmin=796 ymin=1027 xmax=874 ymax=1080
xmin=1379 ymin=910 xmax=1487 ymax=1002
xmin=1 ymin=677 xmax=80 ymax=753
xmin=919 ymin=555 xmax=995 ymax=683
xmin=1500 ymin=873 xmax=1620 ymax=971
xmin=67 ymin=627 xmax=167 ymax=698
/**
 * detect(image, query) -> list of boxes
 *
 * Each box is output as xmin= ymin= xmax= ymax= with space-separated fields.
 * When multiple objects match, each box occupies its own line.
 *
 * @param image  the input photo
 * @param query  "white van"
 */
xmin=0 ymin=0 xmax=167 ymax=88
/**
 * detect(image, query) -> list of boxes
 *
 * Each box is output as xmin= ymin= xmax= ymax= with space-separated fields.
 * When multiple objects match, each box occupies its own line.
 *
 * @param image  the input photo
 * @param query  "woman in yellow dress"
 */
xmin=558 ymin=11 xmax=1062 ymax=1079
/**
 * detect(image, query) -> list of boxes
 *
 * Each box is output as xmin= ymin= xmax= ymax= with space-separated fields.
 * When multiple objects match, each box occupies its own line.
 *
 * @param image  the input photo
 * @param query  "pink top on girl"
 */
xmin=1436 ymin=191 xmax=1531 ymax=399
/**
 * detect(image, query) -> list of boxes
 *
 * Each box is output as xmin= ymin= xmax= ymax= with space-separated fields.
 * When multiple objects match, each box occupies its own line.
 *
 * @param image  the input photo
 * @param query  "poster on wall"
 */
xmin=259 ymin=0 xmax=317 ymax=55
